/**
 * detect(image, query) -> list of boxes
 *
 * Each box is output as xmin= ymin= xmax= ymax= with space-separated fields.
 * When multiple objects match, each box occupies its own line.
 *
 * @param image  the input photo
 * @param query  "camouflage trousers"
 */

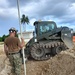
xmin=8 ymin=53 xmax=22 ymax=75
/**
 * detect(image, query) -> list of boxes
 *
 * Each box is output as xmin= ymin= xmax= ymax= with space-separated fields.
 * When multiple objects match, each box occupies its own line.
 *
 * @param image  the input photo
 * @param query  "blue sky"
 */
xmin=0 ymin=0 xmax=75 ymax=36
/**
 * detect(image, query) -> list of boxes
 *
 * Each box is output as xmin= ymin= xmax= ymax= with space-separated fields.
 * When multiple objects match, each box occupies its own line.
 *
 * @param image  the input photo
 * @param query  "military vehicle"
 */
xmin=25 ymin=21 xmax=73 ymax=60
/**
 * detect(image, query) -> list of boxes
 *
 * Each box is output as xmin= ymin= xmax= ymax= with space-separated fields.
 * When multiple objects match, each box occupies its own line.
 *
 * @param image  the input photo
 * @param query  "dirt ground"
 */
xmin=0 ymin=44 xmax=75 ymax=75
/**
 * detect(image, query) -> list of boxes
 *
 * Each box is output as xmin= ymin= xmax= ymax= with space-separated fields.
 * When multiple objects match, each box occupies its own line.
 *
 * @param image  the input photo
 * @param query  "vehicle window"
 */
xmin=39 ymin=23 xmax=55 ymax=35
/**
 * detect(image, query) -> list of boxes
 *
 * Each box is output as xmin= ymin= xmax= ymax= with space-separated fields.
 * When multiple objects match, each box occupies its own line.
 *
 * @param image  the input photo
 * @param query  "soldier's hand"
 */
xmin=21 ymin=37 xmax=25 ymax=47
xmin=21 ymin=38 xmax=24 ymax=42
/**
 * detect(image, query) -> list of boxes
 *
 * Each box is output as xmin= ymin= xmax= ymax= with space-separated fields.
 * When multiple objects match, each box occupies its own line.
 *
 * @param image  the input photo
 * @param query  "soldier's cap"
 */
xmin=9 ymin=27 xmax=18 ymax=32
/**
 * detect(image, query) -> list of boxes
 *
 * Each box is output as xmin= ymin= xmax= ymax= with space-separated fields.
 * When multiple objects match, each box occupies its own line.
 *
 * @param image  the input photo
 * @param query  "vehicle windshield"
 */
xmin=39 ymin=23 xmax=55 ymax=35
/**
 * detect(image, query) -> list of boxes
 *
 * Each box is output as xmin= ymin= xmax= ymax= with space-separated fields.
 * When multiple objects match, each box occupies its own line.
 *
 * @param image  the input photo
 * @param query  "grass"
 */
xmin=0 ymin=42 xmax=4 ymax=45
xmin=0 ymin=44 xmax=4 ymax=55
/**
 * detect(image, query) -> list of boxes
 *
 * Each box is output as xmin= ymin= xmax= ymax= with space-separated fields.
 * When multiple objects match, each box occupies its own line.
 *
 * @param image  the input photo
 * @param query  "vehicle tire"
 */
xmin=51 ymin=45 xmax=65 ymax=56
xmin=30 ymin=43 xmax=45 ymax=60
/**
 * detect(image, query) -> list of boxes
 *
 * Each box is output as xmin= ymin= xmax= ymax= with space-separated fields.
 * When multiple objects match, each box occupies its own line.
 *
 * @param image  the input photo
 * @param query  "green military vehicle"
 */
xmin=25 ymin=21 xmax=74 ymax=60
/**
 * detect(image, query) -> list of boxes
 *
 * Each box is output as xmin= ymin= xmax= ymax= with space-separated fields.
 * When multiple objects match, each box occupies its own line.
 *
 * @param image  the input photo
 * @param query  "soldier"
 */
xmin=4 ymin=27 xmax=25 ymax=75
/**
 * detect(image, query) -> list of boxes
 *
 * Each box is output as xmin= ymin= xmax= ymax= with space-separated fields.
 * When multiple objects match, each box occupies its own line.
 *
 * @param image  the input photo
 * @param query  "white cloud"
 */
xmin=0 ymin=0 xmax=18 ymax=18
xmin=0 ymin=0 xmax=9 ymax=8
xmin=0 ymin=7 xmax=18 ymax=18
xmin=0 ymin=0 xmax=75 ymax=30
xmin=30 ymin=18 xmax=36 ymax=26
xmin=67 ymin=3 xmax=75 ymax=19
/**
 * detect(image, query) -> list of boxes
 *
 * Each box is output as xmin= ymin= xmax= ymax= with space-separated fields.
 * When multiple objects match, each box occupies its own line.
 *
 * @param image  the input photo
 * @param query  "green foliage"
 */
xmin=0 ymin=37 xmax=2 ymax=42
xmin=16 ymin=34 xmax=18 ymax=37
xmin=0 ymin=34 xmax=9 ymax=42
xmin=0 ymin=34 xmax=18 ymax=42
xmin=21 ymin=14 xmax=29 ymax=24
xmin=21 ymin=14 xmax=29 ymax=31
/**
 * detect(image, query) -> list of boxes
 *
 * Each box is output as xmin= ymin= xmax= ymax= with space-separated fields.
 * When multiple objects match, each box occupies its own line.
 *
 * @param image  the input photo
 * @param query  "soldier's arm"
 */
xmin=18 ymin=38 xmax=25 ymax=48
xmin=4 ymin=43 xmax=8 ymax=57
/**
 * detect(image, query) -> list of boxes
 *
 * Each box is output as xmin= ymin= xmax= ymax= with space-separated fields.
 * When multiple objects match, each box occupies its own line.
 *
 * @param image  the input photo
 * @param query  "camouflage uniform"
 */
xmin=8 ymin=53 xmax=22 ymax=75
xmin=4 ymin=27 xmax=24 ymax=75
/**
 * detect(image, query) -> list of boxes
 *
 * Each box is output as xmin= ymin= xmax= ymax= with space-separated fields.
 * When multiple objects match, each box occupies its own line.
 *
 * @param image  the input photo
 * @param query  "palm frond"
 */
xmin=21 ymin=14 xmax=29 ymax=25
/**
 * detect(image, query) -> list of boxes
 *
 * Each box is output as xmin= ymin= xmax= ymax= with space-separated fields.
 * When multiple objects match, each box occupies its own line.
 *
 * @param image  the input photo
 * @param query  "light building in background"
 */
xmin=18 ymin=31 xmax=33 ymax=43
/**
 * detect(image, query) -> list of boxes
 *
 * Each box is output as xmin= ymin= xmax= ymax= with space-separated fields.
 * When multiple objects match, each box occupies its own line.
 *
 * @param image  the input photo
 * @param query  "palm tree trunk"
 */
xmin=23 ymin=24 xmax=26 ymax=32
xmin=25 ymin=24 xmax=26 ymax=32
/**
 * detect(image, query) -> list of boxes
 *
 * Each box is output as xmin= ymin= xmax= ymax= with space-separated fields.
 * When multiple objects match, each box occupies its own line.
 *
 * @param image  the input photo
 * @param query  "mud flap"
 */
xmin=61 ymin=28 xmax=74 ymax=49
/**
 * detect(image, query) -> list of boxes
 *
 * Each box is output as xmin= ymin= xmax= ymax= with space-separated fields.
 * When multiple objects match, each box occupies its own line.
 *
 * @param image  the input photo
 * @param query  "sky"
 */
xmin=0 ymin=0 xmax=75 ymax=36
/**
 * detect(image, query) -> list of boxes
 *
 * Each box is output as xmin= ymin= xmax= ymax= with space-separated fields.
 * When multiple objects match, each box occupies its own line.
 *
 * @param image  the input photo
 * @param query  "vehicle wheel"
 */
xmin=30 ymin=43 xmax=45 ymax=60
xmin=52 ymin=45 xmax=64 ymax=56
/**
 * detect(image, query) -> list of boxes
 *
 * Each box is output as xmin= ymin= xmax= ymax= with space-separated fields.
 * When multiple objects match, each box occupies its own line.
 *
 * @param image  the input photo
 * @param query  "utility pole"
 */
xmin=17 ymin=0 xmax=26 ymax=75
xmin=17 ymin=0 xmax=22 ymax=35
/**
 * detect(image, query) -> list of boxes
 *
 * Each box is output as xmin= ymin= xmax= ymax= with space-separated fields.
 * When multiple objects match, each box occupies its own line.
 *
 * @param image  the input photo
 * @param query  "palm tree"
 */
xmin=21 ymin=14 xmax=29 ymax=32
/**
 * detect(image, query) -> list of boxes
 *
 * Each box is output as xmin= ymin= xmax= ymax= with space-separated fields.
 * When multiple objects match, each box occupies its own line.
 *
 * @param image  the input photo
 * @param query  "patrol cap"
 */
xmin=9 ymin=27 xmax=18 ymax=32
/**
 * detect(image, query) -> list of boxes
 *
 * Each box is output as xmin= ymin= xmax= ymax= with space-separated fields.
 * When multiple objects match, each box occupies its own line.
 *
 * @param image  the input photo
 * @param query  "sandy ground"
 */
xmin=0 ymin=44 xmax=75 ymax=75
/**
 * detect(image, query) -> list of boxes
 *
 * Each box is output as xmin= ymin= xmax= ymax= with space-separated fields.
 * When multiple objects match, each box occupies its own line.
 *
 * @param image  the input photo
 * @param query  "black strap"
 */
xmin=8 ymin=51 xmax=20 ymax=55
